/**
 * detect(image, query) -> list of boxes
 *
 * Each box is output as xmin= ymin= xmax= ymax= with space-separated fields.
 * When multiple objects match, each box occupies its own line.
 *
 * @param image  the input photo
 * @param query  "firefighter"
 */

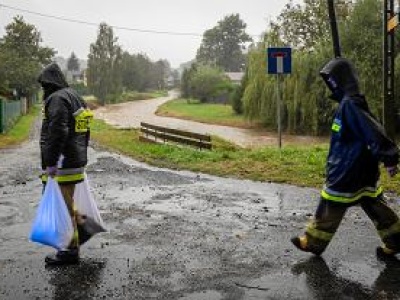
xmin=291 ymin=57 xmax=400 ymax=259
xmin=38 ymin=62 xmax=93 ymax=265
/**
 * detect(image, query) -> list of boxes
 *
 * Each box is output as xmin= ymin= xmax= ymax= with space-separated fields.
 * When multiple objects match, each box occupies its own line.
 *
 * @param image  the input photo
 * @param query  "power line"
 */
xmin=0 ymin=4 xmax=263 ymax=39
xmin=0 ymin=3 xmax=203 ymax=37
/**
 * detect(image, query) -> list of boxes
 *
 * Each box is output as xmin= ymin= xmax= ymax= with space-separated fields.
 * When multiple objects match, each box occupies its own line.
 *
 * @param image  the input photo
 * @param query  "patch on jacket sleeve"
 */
xmin=331 ymin=118 xmax=342 ymax=133
xmin=74 ymin=108 xmax=93 ymax=133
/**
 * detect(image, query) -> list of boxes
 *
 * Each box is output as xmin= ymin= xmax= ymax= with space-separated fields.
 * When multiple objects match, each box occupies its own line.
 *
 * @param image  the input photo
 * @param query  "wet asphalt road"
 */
xmin=1 ymin=124 xmax=400 ymax=299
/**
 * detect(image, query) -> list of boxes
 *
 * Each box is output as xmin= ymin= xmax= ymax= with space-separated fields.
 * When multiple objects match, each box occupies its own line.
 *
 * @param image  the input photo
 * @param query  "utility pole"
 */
xmin=327 ymin=0 xmax=341 ymax=58
xmin=383 ymin=0 xmax=397 ymax=139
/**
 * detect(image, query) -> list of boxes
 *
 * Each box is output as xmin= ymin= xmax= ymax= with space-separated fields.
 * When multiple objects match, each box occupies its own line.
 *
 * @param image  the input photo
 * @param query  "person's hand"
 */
xmin=46 ymin=166 xmax=58 ymax=177
xmin=386 ymin=165 xmax=398 ymax=177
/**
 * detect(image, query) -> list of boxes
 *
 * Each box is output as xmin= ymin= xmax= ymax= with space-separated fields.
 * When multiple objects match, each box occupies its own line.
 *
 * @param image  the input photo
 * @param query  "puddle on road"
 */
xmin=236 ymin=257 xmax=400 ymax=300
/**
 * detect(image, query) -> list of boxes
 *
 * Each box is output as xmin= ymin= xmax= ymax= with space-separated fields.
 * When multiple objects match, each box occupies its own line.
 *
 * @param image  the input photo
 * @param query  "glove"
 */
xmin=46 ymin=166 xmax=58 ymax=177
xmin=386 ymin=165 xmax=398 ymax=177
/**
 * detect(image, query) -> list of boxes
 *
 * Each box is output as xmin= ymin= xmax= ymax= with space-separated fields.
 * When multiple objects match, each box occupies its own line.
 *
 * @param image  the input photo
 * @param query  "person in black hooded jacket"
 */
xmin=291 ymin=58 xmax=400 ymax=260
xmin=38 ymin=62 xmax=93 ymax=265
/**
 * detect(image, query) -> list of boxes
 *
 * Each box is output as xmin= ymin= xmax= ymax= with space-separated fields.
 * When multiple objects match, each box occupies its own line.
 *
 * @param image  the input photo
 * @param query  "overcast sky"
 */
xmin=0 ymin=0 xmax=301 ymax=68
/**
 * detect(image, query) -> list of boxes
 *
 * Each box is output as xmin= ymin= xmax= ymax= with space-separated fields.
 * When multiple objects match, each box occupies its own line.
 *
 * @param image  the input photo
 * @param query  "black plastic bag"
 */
xmin=78 ymin=215 xmax=106 ymax=245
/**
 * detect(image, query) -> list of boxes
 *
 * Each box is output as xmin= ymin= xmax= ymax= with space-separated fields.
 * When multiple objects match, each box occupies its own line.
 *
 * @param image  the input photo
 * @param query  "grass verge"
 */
xmin=91 ymin=119 xmax=327 ymax=187
xmin=91 ymin=119 xmax=399 ymax=194
xmin=156 ymin=98 xmax=258 ymax=128
xmin=0 ymin=105 xmax=40 ymax=148
xmin=1 ymin=115 xmax=397 ymax=195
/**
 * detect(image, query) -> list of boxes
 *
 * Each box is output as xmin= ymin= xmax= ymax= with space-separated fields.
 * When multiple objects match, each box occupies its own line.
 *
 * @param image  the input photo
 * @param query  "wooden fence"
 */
xmin=139 ymin=122 xmax=212 ymax=150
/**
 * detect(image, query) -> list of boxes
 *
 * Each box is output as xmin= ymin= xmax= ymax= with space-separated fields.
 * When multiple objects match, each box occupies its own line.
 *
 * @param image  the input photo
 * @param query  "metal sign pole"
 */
xmin=277 ymin=74 xmax=282 ymax=149
xmin=267 ymin=47 xmax=291 ymax=149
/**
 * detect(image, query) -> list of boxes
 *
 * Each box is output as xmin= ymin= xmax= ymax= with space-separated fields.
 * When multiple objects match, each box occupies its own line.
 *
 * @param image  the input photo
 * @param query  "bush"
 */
xmin=186 ymin=64 xmax=234 ymax=103
xmin=231 ymin=84 xmax=243 ymax=114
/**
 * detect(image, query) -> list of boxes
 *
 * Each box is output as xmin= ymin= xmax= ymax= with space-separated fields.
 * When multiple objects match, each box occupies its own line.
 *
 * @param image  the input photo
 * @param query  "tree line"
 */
xmin=184 ymin=0 xmax=400 ymax=136
xmin=241 ymin=0 xmax=400 ymax=136
xmin=2 ymin=0 xmax=400 ymax=137
xmin=86 ymin=23 xmax=177 ymax=105
xmin=0 ymin=17 xmax=176 ymax=105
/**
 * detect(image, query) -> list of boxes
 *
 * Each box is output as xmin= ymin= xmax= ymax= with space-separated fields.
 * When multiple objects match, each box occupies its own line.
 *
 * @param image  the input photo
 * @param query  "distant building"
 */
xmin=225 ymin=72 xmax=244 ymax=85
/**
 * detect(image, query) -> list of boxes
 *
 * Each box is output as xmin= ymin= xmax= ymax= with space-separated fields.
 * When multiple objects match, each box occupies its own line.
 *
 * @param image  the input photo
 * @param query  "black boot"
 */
xmin=45 ymin=248 xmax=80 ymax=266
xmin=376 ymin=246 xmax=400 ymax=263
xmin=291 ymin=236 xmax=324 ymax=256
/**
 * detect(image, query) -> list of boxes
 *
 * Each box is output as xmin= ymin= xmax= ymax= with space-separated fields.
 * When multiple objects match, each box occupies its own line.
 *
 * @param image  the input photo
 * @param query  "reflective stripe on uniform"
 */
xmin=378 ymin=220 xmax=400 ymax=239
xmin=41 ymin=173 xmax=85 ymax=183
xmin=57 ymin=167 xmax=85 ymax=176
xmin=73 ymin=229 xmax=79 ymax=240
xmin=321 ymin=186 xmax=383 ymax=203
xmin=306 ymin=222 xmax=334 ymax=241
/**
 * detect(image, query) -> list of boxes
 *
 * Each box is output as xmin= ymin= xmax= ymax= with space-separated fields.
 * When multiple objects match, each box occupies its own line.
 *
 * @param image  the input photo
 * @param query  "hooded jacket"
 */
xmin=39 ymin=63 xmax=92 ymax=182
xmin=319 ymin=58 xmax=399 ymax=203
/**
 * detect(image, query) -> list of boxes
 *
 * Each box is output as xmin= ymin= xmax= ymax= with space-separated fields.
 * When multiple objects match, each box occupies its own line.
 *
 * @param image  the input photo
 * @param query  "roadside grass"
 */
xmin=156 ymin=98 xmax=257 ymax=128
xmin=0 ymin=105 xmax=40 ymax=148
xmin=1 ymin=114 xmax=398 ymax=195
xmin=91 ymin=119 xmax=330 ymax=188
xmin=91 ymin=119 xmax=400 ymax=194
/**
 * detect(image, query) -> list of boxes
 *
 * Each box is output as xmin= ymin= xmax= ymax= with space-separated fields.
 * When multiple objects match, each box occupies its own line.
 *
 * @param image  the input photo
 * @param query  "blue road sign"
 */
xmin=267 ymin=47 xmax=292 ymax=74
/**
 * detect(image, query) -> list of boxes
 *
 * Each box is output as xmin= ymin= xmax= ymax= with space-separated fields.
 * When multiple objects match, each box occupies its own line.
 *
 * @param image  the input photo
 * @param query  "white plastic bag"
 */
xmin=30 ymin=177 xmax=74 ymax=250
xmin=74 ymin=174 xmax=106 ymax=244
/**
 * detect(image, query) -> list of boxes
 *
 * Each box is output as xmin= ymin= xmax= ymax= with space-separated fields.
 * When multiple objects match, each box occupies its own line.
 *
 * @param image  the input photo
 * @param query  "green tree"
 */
xmin=273 ymin=0 xmax=353 ymax=49
xmin=67 ymin=52 xmax=80 ymax=72
xmin=180 ymin=63 xmax=197 ymax=99
xmin=170 ymin=69 xmax=180 ymax=88
xmin=87 ymin=23 xmax=122 ymax=104
xmin=186 ymin=64 xmax=233 ymax=103
xmin=133 ymin=53 xmax=152 ymax=92
xmin=152 ymin=59 xmax=170 ymax=90
xmin=127 ymin=53 xmax=154 ymax=92
xmin=241 ymin=0 xmax=394 ymax=136
xmin=341 ymin=0 xmax=383 ymax=118
xmin=0 ymin=16 xmax=54 ymax=97
xmin=196 ymin=14 xmax=252 ymax=72
xmin=120 ymin=52 xmax=171 ymax=92
xmin=120 ymin=51 xmax=138 ymax=91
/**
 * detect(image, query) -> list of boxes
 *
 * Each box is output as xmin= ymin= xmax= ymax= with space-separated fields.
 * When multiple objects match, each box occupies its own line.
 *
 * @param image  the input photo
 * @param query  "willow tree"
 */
xmin=341 ymin=0 xmax=384 ymax=118
xmin=241 ymin=0 xmax=391 ymax=136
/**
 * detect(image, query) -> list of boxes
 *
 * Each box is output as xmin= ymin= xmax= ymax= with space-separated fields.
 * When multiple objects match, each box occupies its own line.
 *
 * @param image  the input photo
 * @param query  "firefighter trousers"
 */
xmin=305 ymin=194 xmax=400 ymax=253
